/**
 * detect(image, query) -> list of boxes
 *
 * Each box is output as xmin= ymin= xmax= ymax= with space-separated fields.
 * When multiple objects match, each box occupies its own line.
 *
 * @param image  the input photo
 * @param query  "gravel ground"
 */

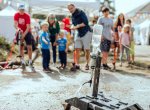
xmin=0 ymin=63 xmax=150 ymax=110
xmin=0 ymin=51 xmax=150 ymax=110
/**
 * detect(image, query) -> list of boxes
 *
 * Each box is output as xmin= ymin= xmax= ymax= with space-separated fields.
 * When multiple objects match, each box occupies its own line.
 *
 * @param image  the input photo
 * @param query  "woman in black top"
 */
xmin=113 ymin=13 xmax=125 ymax=70
xmin=47 ymin=14 xmax=60 ymax=65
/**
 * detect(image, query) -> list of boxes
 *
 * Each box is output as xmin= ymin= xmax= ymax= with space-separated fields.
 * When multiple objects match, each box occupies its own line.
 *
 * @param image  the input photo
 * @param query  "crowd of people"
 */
xmin=13 ymin=3 xmax=135 ymax=72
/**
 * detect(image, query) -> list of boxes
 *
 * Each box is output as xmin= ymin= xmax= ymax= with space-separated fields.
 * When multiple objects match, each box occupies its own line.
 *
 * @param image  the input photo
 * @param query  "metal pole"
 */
xmin=92 ymin=52 xmax=101 ymax=98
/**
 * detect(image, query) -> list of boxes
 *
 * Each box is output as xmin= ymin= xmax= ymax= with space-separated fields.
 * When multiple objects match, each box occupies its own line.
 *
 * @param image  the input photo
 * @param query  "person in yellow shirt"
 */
xmin=126 ymin=19 xmax=135 ymax=64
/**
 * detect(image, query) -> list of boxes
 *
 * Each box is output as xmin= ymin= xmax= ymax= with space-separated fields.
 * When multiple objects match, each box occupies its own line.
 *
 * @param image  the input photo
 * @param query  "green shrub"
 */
xmin=0 ymin=36 xmax=11 ymax=50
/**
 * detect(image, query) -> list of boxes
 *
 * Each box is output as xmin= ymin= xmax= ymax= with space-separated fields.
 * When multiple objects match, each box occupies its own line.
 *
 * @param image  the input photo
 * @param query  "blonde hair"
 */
xmin=123 ymin=24 xmax=130 ymax=33
xmin=59 ymin=30 xmax=65 ymax=35
xmin=47 ymin=13 xmax=56 ymax=23
xmin=40 ymin=21 xmax=49 ymax=27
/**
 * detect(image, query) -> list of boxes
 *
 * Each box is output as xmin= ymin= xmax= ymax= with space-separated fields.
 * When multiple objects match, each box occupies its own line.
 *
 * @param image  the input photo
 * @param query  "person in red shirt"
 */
xmin=62 ymin=16 xmax=71 ymax=33
xmin=14 ymin=3 xmax=33 ymax=69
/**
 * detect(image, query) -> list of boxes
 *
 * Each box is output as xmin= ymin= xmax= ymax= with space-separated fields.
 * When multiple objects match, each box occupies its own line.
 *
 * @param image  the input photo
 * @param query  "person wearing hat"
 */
xmin=97 ymin=7 xmax=114 ymax=70
xmin=14 ymin=3 xmax=33 ymax=69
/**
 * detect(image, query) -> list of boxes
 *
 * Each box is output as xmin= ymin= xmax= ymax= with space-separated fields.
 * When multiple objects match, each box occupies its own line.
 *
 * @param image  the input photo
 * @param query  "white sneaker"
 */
xmin=53 ymin=63 xmax=57 ymax=67
xmin=120 ymin=63 xmax=122 ymax=67
xmin=21 ymin=62 xmax=26 ymax=70
xmin=28 ymin=61 xmax=33 ymax=68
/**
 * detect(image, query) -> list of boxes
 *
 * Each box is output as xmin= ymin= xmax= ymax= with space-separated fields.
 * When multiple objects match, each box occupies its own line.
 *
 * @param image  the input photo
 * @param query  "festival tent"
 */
xmin=126 ymin=1 xmax=150 ymax=18
xmin=29 ymin=0 xmax=99 ymax=15
xmin=0 ymin=6 xmax=16 ymax=42
xmin=138 ymin=19 xmax=150 ymax=45
xmin=0 ymin=5 xmax=40 ymax=42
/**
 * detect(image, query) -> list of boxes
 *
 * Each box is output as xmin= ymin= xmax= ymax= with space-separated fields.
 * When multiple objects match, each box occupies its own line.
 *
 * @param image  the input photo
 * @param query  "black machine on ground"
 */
xmin=64 ymin=24 xmax=144 ymax=110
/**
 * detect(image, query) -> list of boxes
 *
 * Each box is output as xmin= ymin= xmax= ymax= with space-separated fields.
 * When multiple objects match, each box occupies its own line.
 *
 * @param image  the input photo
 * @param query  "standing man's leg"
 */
xmin=82 ymin=31 xmax=92 ymax=70
xmin=74 ymin=36 xmax=82 ymax=69
xmin=75 ymin=48 xmax=80 ymax=65
xmin=103 ymin=52 xmax=108 ymax=64
xmin=20 ymin=45 xmax=25 ymax=62
xmin=25 ymin=33 xmax=33 ymax=66
xmin=100 ymin=39 xmax=111 ymax=69
xmin=27 ymin=45 xmax=32 ymax=62
xmin=85 ymin=49 xmax=90 ymax=69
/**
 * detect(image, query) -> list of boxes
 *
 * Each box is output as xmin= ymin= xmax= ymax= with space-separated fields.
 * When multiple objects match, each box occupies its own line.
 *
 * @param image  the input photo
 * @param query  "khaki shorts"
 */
xmin=75 ymin=31 xmax=92 ymax=50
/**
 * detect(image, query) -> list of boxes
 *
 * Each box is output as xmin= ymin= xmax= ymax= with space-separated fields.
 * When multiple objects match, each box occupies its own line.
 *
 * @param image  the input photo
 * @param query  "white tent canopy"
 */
xmin=0 ymin=6 xmax=17 ymax=42
xmin=29 ymin=0 xmax=99 ymax=15
xmin=0 ymin=6 xmax=16 ymax=16
xmin=136 ymin=19 xmax=150 ymax=45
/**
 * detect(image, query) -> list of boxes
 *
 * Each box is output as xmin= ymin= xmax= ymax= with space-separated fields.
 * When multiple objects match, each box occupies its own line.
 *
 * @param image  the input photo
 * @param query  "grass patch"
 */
xmin=0 ymin=37 xmax=11 ymax=50
xmin=0 ymin=36 xmax=11 ymax=61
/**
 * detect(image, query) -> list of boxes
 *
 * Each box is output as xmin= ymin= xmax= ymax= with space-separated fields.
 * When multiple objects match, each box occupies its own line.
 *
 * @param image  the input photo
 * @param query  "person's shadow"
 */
xmin=22 ymin=68 xmax=43 ymax=82
xmin=45 ymin=67 xmax=80 ymax=81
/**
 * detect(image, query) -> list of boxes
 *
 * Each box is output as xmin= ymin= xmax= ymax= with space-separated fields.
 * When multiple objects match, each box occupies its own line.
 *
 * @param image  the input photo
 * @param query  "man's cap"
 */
xmin=18 ymin=3 xmax=25 ymax=10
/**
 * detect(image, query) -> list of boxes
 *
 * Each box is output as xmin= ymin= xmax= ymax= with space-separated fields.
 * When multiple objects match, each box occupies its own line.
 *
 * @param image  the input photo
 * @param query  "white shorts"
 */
xmin=75 ymin=31 xmax=92 ymax=50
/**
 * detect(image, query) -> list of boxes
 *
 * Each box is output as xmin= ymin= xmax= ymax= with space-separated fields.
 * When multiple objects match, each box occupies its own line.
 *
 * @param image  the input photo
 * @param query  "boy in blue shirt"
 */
xmin=56 ymin=30 xmax=68 ymax=69
xmin=40 ymin=22 xmax=51 ymax=72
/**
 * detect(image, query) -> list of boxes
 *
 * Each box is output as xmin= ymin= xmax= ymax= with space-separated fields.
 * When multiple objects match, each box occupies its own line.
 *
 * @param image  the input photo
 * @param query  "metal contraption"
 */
xmin=64 ymin=24 xmax=144 ymax=110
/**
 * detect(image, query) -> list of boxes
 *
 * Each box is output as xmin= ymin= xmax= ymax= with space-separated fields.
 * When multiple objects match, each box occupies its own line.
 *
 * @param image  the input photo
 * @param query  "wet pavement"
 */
xmin=0 ymin=64 xmax=150 ymax=110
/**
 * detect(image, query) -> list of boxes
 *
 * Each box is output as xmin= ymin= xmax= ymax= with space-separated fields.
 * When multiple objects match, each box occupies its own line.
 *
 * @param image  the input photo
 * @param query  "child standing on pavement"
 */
xmin=40 ymin=22 xmax=51 ymax=72
xmin=126 ymin=19 xmax=135 ymax=64
xmin=56 ymin=30 xmax=68 ymax=69
xmin=120 ymin=24 xmax=131 ymax=66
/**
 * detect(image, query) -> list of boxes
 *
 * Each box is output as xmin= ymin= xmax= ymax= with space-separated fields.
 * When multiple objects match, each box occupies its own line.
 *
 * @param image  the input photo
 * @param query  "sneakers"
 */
xmin=70 ymin=64 xmax=76 ymax=71
xmin=43 ymin=69 xmax=49 ymax=72
xmin=75 ymin=65 xmax=80 ymax=69
xmin=70 ymin=63 xmax=80 ymax=71
xmin=85 ymin=64 xmax=89 ymax=70
xmin=53 ymin=63 xmax=57 ymax=67
xmin=120 ymin=64 xmax=122 ymax=67
xmin=28 ymin=60 xmax=34 ymax=70
xmin=112 ymin=62 xmax=116 ymax=70
xmin=63 ymin=65 xmax=66 ymax=69
xmin=21 ymin=59 xmax=26 ymax=70
xmin=103 ymin=64 xmax=111 ymax=70
xmin=47 ymin=67 xmax=52 ymax=71
xmin=58 ymin=65 xmax=63 ymax=70
xmin=43 ymin=67 xmax=52 ymax=72
xmin=21 ymin=62 xmax=26 ymax=70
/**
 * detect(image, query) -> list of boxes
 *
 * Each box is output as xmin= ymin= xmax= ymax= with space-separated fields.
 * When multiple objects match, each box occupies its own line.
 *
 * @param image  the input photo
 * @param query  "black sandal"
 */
xmin=85 ymin=64 xmax=89 ymax=70
xmin=70 ymin=64 xmax=76 ymax=71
